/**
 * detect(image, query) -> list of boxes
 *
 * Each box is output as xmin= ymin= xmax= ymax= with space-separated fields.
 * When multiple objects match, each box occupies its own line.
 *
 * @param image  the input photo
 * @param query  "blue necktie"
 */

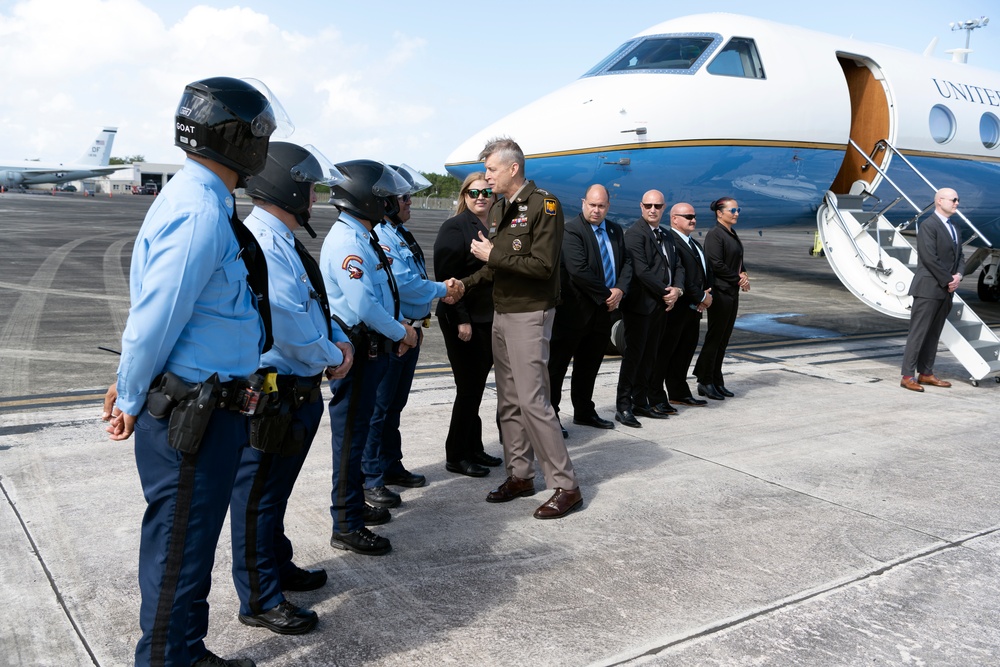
xmin=946 ymin=219 xmax=958 ymax=246
xmin=596 ymin=224 xmax=615 ymax=289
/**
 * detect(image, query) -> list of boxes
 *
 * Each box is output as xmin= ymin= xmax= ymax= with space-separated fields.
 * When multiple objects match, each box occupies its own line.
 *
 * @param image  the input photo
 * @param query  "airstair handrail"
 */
xmin=852 ymin=139 xmax=992 ymax=246
xmin=822 ymin=191 xmax=891 ymax=276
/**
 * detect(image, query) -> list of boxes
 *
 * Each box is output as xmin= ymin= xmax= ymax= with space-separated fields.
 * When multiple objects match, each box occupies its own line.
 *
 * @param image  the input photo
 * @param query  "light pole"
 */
xmin=950 ymin=16 xmax=989 ymax=63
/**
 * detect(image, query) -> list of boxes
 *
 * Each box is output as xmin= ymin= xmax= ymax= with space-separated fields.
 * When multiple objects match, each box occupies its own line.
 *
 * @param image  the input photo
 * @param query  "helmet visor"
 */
xmin=295 ymin=144 xmax=345 ymax=186
xmin=371 ymin=163 xmax=411 ymax=197
xmin=242 ymin=78 xmax=294 ymax=139
xmin=395 ymin=163 xmax=432 ymax=195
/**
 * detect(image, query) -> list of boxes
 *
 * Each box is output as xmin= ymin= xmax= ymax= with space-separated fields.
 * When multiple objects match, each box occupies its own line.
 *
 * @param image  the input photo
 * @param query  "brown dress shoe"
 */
xmin=486 ymin=476 xmax=536 ymax=503
xmin=918 ymin=374 xmax=952 ymax=388
xmin=900 ymin=376 xmax=924 ymax=392
xmin=533 ymin=487 xmax=583 ymax=519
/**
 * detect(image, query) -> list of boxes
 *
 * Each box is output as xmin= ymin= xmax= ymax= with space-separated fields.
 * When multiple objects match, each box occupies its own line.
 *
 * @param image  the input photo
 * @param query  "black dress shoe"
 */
xmin=572 ymin=414 xmax=615 ymax=429
xmin=383 ymin=469 xmax=426 ymax=488
xmin=697 ymin=383 xmax=725 ymax=400
xmin=446 ymin=459 xmax=490 ymax=477
xmin=716 ymin=385 xmax=734 ymax=397
xmin=330 ymin=527 xmax=391 ymax=555
xmin=471 ymin=451 xmax=503 ymax=467
xmin=193 ymin=651 xmax=256 ymax=667
xmin=238 ymin=600 xmax=318 ymax=635
xmin=615 ymin=410 xmax=641 ymax=428
xmin=364 ymin=485 xmax=401 ymax=508
xmin=363 ymin=503 xmax=391 ymax=526
xmin=633 ymin=404 xmax=668 ymax=419
xmin=653 ymin=402 xmax=678 ymax=416
xmin=280 ymin=564 xmax=327 ymax=592
xmin=671 ymin=396 xmax=708 ymax=407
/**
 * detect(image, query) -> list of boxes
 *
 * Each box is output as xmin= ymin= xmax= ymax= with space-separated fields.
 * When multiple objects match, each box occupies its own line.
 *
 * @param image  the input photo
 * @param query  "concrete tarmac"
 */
xmin=2 ymin=191 xmax=1000 ymax=666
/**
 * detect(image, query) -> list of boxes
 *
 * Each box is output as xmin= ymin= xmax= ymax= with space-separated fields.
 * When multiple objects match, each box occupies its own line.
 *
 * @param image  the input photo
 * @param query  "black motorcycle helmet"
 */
xmin=174 ymin=77 xmax=292 ymax=184
xmin=244 ymin=142 xmax=343 ymax=237
xmin=387 ymin=163 xmax=432 ymax=225
xmin=329 ymin=160 xmax=410 ymax=224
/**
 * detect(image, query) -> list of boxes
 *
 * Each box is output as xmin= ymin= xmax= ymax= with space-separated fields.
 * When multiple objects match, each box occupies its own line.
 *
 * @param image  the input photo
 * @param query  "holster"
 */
xmin=248 ymin=373 xmax=322 ymax=456
xmin=146 ymin=372 xmax=221 ymax=454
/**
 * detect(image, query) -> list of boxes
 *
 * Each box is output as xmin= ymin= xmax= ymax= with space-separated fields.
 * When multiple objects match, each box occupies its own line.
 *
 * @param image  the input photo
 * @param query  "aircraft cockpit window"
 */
xmin=581 ymin=34 xmax=721 ymax=77
xmin=707 ymin=37 xmax=765 ymax=79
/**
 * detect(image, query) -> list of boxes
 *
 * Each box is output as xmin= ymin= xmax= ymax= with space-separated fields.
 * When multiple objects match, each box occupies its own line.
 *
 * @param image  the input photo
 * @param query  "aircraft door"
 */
xmin=830 ymin=56 xmax=893 ymax=195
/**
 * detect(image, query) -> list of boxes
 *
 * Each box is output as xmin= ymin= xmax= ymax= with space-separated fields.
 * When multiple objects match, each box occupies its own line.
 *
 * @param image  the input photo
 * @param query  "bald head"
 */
xmin=670 ymin=202 xmax=696 ymax=235
xmin=935 ymin=187 xmax=959 ymax=219
xmin=640 ymin=189 xmax=665 ymax=226
xmin=581 ymin=184 xmax=610 ymax=224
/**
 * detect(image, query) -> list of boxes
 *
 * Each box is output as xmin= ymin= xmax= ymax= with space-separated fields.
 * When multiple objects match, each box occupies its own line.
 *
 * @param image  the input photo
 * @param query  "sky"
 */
xmin=0 ymin=0 xmax=998 ymax=174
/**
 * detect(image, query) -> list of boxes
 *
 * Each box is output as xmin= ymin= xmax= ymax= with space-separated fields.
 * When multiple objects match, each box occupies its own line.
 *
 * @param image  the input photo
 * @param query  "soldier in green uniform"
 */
xmin=463 ymin=137 xmax=583 ymax=520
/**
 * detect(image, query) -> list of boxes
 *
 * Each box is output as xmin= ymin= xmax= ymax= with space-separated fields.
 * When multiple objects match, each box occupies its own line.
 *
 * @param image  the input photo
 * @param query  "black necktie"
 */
xmin=294 ymin=237 xmax=332 ymax=339
xmin=230 ymin=208 xmax=273 ymax=353
xmin=368 ymin=228 xmax=400 ymax=320
xmin=396 ymin=224 xmax=428 ymax=279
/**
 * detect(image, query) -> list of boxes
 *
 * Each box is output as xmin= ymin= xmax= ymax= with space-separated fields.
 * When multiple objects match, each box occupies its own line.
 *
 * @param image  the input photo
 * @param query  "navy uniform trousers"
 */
xmin=230 ymin=397 xmax=323 ymax=616
xmin=134 ymin=408 xmax=249 ymax=667
xmin=362 ymin=336 xmax=420 ymax=487
xmin=329 ymin=348 xmax=390 ymax=533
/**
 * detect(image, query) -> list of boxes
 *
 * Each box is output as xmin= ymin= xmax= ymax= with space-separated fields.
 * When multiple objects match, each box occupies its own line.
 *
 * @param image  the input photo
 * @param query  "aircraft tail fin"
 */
xmin=78 ymin=127 xmax=117 ymax=166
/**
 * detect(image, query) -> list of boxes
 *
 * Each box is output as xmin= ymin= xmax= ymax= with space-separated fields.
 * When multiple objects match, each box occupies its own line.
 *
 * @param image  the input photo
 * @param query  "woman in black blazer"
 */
xmin=433 ymin=173 xmax=503 ymax=477
xmin=694 ymin=197 xmax=750 ymax=399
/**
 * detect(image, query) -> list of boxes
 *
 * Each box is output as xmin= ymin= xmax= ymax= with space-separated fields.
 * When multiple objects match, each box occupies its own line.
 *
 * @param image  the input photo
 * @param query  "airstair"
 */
xmin=816 ymin=139 xmax=1000 ymax=384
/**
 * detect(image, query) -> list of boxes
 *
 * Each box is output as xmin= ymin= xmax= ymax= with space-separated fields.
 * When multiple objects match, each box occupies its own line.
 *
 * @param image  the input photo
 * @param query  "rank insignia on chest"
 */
xmin=512 ymin=238 xmax=523 ymax=251
xmin=342 ymin=255 xmax=364 ymax=279
xmin=518 ymin=205 xmax=528 ymax=212
xmin=544 ymin=199 xmax=557 ymax=215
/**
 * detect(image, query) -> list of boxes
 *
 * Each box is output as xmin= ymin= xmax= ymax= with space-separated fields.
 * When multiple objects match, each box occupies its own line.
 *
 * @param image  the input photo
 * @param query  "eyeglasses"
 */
xmin=467 ymin=188 xmax=493 ymax=199
xmin=673 ymin=213 xmax=696 ymax=220
xmin=399 ymin=194 xmax=412 ymax=203
xmin=641 ymin=202 xmax=664 ymax=210
xmin=727 ymin=207 xmax=741 ymax=214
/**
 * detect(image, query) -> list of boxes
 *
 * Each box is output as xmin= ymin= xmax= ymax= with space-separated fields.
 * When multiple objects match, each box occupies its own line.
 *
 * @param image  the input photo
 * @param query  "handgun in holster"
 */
xmin=146 ymin=371 xmax=221 ymax=454
xmin=249 ymin=367 xmax=296 ymax=455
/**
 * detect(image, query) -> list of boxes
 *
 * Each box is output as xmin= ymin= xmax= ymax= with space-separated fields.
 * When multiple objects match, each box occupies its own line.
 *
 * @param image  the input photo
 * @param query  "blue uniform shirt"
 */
xmin=320 ymin=212 xmax=406 ymax=341
xmin=377 ymin=221 xmax=447 ymax=319
xmin=245 ymin=207 xmax=349 ymax=376
xmin=116 ymin=159 xmax=265 ymax=415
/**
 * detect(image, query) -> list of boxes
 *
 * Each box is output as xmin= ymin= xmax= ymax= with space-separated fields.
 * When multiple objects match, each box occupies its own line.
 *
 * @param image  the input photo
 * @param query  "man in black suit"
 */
xmin=615 ymin=190 xmax=684 ymax=427
xmin=650 ymin=202 xmax=713 ymax=410
xmin=549 ymin=184 xmax=632 ymax=434
xmin=900 ymin=187 xmax=965 ymax=392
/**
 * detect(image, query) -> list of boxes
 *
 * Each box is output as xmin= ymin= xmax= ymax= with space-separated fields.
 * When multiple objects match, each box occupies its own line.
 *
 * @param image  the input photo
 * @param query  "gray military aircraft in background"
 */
xmin=0 ymin=127 xmax=124 ymax=189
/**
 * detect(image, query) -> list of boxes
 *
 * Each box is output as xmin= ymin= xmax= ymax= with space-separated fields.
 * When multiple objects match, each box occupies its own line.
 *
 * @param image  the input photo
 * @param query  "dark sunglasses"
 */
xmin=641 ymin=202 xmax=664 ymax=210
xmin=673 ymin=213 xmax=696 ymax=220
xmin=467 ymin=188 xmax=493 ymax=199
xmin=399 ymin=194 xmax=412 ymax=203
xmin=942 ymin=197 xmax=959 ymax=203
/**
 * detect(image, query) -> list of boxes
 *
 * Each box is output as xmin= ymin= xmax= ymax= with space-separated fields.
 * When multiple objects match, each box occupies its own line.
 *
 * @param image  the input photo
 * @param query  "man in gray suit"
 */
xmin=900 ymin=187 xmax=965 ymax=392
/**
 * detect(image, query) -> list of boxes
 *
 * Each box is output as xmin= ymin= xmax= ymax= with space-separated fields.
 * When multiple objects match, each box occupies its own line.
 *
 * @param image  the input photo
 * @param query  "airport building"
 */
xmin=101 ymin=161 xmax=181 ymax=195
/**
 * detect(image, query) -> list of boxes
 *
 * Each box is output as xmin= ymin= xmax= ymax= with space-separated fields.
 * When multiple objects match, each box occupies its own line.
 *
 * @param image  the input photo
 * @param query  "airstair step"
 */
xmin=953 ymin=321 xmax=983 ymax=338
xmin=881 ymin=247 xmax=911 ymax=263
xmin=970 ymin=339 xmax=1000 ymax=356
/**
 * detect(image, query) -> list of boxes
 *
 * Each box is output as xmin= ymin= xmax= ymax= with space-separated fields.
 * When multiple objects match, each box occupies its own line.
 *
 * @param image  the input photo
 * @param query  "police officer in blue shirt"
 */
xmin=362 ymin=165 xmax=464 ymax=508
xmin=102 ymin=77 xmax=288 ymax=667
xmin=320 ymin=160 xmax=418 ymax=555
xmin=230 ymin=142 xmax=352 ymax=636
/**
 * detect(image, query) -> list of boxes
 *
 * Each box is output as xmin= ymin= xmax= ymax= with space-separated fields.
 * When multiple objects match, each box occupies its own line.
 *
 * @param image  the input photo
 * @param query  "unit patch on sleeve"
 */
xmin=544 ymin=199 xmax=557 ymax=215
xmin=342 ymin=255 xmax=364 ymax=279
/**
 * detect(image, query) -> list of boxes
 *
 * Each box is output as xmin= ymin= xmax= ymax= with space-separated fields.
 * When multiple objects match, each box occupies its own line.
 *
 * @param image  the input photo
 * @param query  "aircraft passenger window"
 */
xmin=929 ymin=105 xmax=956 ymax=144
xmin=582 ymin=35 xmax=721 ymax=77
xmin=707 ymin=38 xmax=765 ymax=79
xmin=981 ymin=112 xmax=1000 ymax=149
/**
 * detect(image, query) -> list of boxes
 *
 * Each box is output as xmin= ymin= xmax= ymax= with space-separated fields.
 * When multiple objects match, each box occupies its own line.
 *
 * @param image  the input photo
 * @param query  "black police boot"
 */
xmin=364 ymin=485 xmax=401 ymax=508
xmin=280 ymin=564 xmax=327 ymax=592
xmin=238 ymin=600 xmax=318 ymax=635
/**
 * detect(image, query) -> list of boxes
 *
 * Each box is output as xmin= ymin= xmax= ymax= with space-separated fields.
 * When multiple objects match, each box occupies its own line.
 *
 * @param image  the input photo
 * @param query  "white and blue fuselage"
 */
xmin=446 ymin=14 xmax=1000 ymax=243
